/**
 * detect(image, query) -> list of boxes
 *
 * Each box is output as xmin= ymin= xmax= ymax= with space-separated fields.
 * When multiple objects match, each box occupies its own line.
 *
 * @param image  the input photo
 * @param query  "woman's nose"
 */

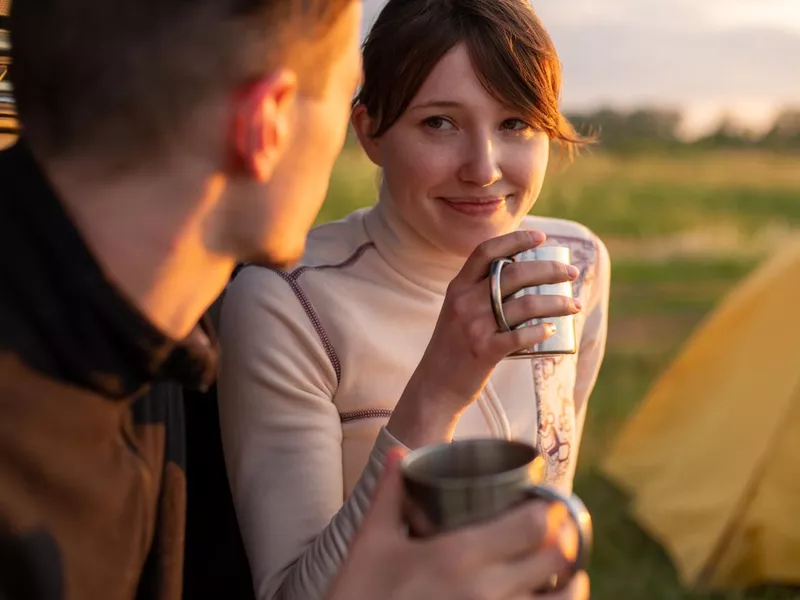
xmin=457 ymin=137 xmax=502 ymax=188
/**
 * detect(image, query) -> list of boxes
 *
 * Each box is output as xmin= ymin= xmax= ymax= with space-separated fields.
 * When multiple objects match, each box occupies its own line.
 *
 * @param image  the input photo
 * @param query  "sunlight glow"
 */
xmin=704 ymin=1 xmax=800 ymax=33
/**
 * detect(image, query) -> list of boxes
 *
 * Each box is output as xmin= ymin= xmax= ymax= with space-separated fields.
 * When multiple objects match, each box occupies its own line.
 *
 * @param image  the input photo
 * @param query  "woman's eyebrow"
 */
xmin=409 ymin=100 xmax=465 ymax=111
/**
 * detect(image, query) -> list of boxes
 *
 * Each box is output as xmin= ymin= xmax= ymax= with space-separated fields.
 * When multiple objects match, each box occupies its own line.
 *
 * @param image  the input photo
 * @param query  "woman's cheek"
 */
xmin=506 ymin=144 xmax=548 ymax=201
xmin=395 ymin=148 xmax=456 ymax=191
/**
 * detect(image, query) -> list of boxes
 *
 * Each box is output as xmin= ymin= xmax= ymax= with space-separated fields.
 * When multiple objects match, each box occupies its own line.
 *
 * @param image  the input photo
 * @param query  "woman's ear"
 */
xmin=351 ymin=104 xmax=382 ymax=167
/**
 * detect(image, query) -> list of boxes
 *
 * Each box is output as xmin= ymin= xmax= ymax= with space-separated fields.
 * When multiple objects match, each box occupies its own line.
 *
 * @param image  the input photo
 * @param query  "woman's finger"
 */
xmin=488 ymin=323 xmax=557 ymax=358
xmin=502 ymin=294 xmax=581 ymax=329
xmin=455 ymin=231 xmax=545 ymax=285
xmin=498 ymin=260 xmax=579 ymax=297
xmin=457 ymin=286 xmax=579 ymax=359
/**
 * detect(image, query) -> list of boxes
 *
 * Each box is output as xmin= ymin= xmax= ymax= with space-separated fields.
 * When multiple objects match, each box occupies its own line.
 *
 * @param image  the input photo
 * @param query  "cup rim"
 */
xmin=400 ymin=438 xmax=539 ymax=489
xmin=513 ymin=244 xmax=571 ymax=261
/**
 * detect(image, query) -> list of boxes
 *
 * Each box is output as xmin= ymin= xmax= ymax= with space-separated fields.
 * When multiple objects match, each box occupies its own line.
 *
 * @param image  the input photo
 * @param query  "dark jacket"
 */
xmin=181 ymin=267 xmax=255 ymax=599
xmin=182 ymin=381 xmax=256 ymax=600
xmin=0 ymin=140 xmax=216 ymax=600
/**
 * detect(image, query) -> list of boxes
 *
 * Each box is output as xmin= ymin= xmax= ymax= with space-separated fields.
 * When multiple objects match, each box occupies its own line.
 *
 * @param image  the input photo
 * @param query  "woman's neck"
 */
xmin=364 ymin=187 xmax=466 ymax=296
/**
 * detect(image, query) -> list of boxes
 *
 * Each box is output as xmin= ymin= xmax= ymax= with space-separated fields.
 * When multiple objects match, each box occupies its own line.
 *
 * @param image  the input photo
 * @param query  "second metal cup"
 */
xmin=400 ymin=438 xmax=592 ymax=586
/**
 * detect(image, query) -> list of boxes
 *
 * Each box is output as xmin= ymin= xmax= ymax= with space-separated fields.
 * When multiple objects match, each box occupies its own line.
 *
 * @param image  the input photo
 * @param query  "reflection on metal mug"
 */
xmin=490 ymin=245 xmax=577 ymax=358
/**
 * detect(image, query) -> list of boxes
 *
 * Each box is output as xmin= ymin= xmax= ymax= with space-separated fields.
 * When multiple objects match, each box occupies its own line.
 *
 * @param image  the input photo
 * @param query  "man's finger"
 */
xmin=457 ymin=231 xmax=546 ymax=284
xmin=445 ymin=500 xmax=564 ymax=565
xmin=477 ymin=546 xmax=570 ymax=600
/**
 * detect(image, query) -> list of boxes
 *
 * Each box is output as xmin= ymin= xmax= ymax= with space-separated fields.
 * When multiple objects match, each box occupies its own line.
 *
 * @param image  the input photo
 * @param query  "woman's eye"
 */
xmin=423 ymin=116 xmax=455 ymax=131
xmin=501 ymin=119 xmax=532 ymax=131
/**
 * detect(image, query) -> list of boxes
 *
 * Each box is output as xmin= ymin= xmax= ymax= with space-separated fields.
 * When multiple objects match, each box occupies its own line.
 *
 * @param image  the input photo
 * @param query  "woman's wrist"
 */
xmin=387 ymin=380 xmax=463 ymax=449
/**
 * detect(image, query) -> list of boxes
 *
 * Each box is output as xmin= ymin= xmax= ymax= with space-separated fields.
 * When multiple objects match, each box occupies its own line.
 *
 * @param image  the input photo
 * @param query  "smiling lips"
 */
xmin=439 ymin=196 xmax=508 ymax=217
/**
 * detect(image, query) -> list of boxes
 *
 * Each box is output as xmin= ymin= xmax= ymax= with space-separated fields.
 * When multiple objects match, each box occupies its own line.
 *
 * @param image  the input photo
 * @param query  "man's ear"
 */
xmin=230 ymin=70 xmax=298 ymax=182
xmin=351 ymin=104 xmax=382 ymax=167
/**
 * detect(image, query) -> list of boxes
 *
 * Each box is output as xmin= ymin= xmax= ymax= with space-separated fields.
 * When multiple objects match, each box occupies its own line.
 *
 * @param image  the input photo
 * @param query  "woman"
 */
xmin=218 ymin=0 xmax=611 ymax=598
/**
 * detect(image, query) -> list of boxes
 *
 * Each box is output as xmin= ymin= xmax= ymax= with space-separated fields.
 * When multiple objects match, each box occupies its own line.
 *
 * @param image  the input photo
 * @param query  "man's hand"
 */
xmin=326 ymin=450 xmax=590 ymax=600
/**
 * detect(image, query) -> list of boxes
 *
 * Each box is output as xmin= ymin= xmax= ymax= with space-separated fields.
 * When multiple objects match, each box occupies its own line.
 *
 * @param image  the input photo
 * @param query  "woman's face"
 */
xmin=357 ymin=43 xmax=550 ymax=257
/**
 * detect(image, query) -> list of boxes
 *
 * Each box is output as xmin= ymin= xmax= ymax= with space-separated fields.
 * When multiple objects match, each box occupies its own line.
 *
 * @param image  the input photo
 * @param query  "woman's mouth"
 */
xmin=439 ymin=196 xmax=507 ymax=217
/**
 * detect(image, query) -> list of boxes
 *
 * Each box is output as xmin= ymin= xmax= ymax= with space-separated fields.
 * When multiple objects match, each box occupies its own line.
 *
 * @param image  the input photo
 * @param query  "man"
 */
xmin=0 ymin=0 xmax=588 ymax=599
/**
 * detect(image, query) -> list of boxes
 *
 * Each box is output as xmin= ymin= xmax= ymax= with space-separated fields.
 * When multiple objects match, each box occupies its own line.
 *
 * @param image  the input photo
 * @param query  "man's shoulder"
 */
xmin=0 ymin=352 xmax=180 ymax=600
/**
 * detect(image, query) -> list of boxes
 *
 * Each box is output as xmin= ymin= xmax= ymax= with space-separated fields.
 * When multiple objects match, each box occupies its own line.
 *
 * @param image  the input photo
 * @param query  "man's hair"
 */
xmin=10 ymin=0 xmax=354 ymax=162
xmin=355 ymin=0 xmax=591 ymax=154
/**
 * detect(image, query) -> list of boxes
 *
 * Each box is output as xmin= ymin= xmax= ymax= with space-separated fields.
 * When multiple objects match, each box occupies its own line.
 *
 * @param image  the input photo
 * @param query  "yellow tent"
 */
xmin=602 ymin=239 xmax=800 ymax=590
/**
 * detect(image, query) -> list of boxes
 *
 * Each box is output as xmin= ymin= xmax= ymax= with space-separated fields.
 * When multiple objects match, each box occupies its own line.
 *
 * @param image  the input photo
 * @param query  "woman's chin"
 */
xmin=437 ymin=228 xmax=514 ymax=257
xmin=424 ymin=208 xmax=524 ymax=257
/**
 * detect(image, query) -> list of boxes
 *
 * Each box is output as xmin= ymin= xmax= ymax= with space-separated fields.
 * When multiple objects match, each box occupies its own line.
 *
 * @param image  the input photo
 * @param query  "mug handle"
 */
xmin=522 ymin=484 xmax=592 ymax=584
xmin=489 ymin=258 xmax=515 ymax=333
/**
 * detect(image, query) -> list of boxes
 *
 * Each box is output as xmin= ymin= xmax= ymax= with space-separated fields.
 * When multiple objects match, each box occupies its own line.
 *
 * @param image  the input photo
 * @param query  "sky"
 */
xmin=361 ymin=0 xmax=800 ymax=136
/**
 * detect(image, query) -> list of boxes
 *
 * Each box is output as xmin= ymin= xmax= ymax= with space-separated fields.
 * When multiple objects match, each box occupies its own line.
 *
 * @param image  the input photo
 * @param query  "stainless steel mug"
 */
xmin=400 ymin=438 xmax=592 ymax=581
xmin=490 ymin=245 xmax=577 ymax=358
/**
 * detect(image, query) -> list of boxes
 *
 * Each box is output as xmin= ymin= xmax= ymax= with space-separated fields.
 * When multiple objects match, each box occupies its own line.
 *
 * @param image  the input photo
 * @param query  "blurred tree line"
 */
xmin=343 ymin=107 xmax=800 ymax=154
xmin=566 ymin=107 xmax=800 ymax=154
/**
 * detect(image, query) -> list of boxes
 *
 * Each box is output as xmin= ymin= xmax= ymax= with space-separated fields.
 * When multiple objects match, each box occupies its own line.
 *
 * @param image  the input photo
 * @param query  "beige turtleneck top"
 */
xmin=218 ymin=197 xmax=611 ymax=600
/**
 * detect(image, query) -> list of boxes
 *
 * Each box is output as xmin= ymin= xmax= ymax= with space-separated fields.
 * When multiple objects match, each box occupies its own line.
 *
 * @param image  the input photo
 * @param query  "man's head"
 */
xmin=11 ymin=0 xmax=362 ymax=267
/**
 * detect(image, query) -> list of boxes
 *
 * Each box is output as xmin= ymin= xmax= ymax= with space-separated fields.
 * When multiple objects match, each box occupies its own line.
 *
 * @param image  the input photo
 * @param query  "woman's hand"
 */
xmin=326 ymin=450 xmax=589 ymax=600
xmin=388 ymin=230 xmax=582 ymax=448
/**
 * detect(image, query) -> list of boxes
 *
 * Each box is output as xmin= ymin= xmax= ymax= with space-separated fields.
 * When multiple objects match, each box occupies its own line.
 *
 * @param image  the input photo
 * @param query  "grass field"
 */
xmin=322 ymin=145 xmax=800 ymax=599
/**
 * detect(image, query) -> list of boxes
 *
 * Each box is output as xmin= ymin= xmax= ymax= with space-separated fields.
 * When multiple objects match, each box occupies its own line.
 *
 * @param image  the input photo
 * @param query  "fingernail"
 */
xmin=573 ymin=298 xmax=583 ymax=311
xmin=567 ymin=265 xmax=580 ymax=279
xmin=528 ymin=231 xmax=546 ymax=245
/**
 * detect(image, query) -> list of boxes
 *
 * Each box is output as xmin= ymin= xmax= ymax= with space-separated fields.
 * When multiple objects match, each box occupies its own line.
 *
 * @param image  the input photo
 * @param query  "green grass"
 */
xmin=537 ymin=182 xmax=800 ymax=239
xmin=609 ymin=258 xmax=758 ymax=318
xmin=535 ymin=156 xmax=800 ymax=261
xmin=322 ymin=146 xmax=800 ymax=599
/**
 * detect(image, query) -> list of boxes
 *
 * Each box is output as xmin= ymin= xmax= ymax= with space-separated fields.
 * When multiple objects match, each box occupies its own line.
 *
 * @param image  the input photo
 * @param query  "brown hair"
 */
xmin=10 ymin=0 xmax=355 ymax=162
xmin=355 ymin=0 xmax=591 ymax=153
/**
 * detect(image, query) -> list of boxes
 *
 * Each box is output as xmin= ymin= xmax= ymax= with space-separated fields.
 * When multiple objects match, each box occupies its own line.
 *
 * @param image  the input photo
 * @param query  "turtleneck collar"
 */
xmin=363 ymin=186 xmax=467 ymax=296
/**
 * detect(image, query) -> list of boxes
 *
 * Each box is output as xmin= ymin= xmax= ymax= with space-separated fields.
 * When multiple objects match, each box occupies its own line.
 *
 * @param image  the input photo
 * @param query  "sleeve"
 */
xmin=217 ymin=267 xmax=405 ymax=600
xmin=571 ymin=237 xmax=611 ymax=466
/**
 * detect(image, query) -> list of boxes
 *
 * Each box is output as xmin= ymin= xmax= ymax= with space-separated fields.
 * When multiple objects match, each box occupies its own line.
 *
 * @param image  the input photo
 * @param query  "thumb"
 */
xmin=361 ymin=447 xmax=408 ymax=533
